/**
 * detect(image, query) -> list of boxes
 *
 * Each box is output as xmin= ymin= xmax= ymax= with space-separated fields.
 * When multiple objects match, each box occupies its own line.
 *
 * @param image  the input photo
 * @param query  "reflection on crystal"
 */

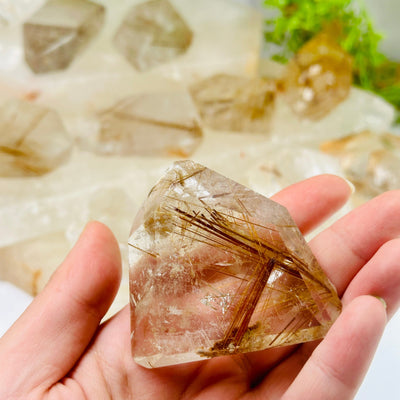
xmin=321 ymin=130 xmax=400 ymax=198
xmin=23 ymin=0 xmax=105 ymax=73
xmin=0 ymin=99 xmax=72 ymax=177
xmin=129 ymin=160 xmax=341 ymax=368
xmin=114 ymin=0 xmax=193 ymax=71
xmin=190 ymin=74 xmax=276 ymax=133
xmin=89 ymin=91 xmax=202 ymax=157
xmin=283 ymin=31 xmax=353 ymax=120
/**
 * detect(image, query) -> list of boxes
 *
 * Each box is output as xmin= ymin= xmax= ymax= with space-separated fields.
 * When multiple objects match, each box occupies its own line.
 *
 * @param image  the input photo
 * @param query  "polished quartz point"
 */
xmin=114 ymin=0 xmax=193 ymax=71
xmin=23 ymin=0 xmax=105 ymax=73
xmin=283 ymin=30 xmax=353 ymax=120
xmin=129 ymin=160 xmax=341 ymax=368
xmin=321 ymin=130 xmax=400 ymax=198
xmin=190 ymin=74 xmax=276 ymax=133
xmin=0 ymin=99 xmax=72 ymax=176
xmin=94 ymin=91 xmax=202 ymax=157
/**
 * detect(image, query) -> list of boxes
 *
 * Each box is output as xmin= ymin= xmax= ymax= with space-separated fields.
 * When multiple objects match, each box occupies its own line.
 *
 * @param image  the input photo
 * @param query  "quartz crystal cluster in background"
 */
xmin=91 ymin=91 xmax=202 ymax=156
xmin=0 ymin=99 xmax=72 ymax=176
xmin=129 ymin=161 xmax=341 ymax=367
xmin=114 ymin=0 xmax=193 ymax=71
xmin=282 ymin=30 xmax=353 ymax=120
xmin=190 ymin=74 xmax=276 ymax=133
xmin=23 ymin=0 xmax=105 ymax=73
xmin=321 ymin=130 xmax=400 ymax=201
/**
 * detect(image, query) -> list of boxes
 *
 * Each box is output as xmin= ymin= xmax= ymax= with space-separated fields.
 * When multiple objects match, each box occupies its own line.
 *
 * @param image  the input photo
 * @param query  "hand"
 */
xmin=1 ymin=175 xmax=399 ymax=400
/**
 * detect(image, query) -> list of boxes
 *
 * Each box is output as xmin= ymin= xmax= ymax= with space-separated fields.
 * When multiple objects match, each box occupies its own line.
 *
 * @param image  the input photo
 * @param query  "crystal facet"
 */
xmin=321 ymin=130 xmax=400 ymax=199
xmin=90 ymin=91 xmax=203 ymax=157
xmin=190 ymin=74 xmax=276 ymax=133
xmin=283 ymin=31 xmax=353 ymax=120
xmin=113 ymin=0 xmax=193 ymax=71
xmin=129 ymin=160 xmax=341 ymax=368
xmin=0 ymin=99 xmax=72 ymax=177
xmin=23 ymin=0 xmax=105 ymax=73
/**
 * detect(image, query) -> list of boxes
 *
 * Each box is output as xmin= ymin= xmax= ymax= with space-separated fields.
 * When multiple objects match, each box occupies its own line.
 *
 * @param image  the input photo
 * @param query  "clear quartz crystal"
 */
xmin=190 ymin=74 xmax=276 ymax=133
xmin=113 ymin=0 xmax=193 ymax=71
xmin=23 ymin=0 xmax=105 ymax=73
xmin=0 ymin=99 xmax=72 ymax=176
xmin=129 ymin=160 xmax=341 ymax=368
xmin=283 ymin=30 xmax=353 ymax=120
xmin=321 ymin=130 xmax=400 ymax=199
xmin=90 ymin=91 xmax=203 ymax=157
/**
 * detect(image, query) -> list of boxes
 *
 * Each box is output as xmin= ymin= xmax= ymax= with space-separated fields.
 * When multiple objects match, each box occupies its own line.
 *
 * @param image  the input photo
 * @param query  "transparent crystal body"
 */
xmin=283 ymin=31 xmax=353 ymax=120
xmin=129 ymin=160 xmax=341 ymax=368
xmin=113 ymin=0 xmax=193 ymax=71
xmin=190 ymin=74 xmax=276 ymax=133
xmin=0 ymin=99 xmax=72 ymax=176
xmin=93 ymin=92 xmax=202 ymax=157
xmin=23 ymin=0 xmax=105 ymax=73
xmin=321 ymin=130 xmax=400 ymax=198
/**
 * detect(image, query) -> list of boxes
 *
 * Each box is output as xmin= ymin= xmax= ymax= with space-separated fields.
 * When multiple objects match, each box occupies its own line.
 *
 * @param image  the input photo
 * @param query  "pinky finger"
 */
xmin=282 ymin=296 xmax=386 ymax=400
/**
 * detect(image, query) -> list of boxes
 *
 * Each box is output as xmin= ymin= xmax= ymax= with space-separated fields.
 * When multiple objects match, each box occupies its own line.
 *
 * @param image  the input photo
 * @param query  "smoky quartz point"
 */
xmin=0 ymin=99 xmax=72 ymax=177
xmin=23 ymin=0 xmax=105 ymax=73
xmin=129 ymin=160 xmax=341 ymax=368
xmin=114 ymin=0 xmax=193 ymax=71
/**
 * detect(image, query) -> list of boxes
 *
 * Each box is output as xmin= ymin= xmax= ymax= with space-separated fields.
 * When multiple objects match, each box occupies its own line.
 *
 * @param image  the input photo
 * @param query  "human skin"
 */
xmin=0 ymin=174 xmax=399 ymax=400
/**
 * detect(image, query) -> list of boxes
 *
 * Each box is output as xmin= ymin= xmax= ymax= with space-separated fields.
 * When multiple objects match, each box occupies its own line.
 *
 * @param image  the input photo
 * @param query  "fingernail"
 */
xmin=344 ymin=178 xmax=355 ymax=194
xmin=372 ymin=295 xmax=387 ymax=309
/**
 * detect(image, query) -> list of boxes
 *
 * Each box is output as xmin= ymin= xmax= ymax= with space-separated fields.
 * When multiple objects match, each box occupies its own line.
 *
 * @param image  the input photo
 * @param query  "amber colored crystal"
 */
xmin=129 ymin=160 xmax=341 ymax=368
xmin=283 ymin=30 xmax=353 ymax=120
xmin=190 ymin=74 xmax=276 ymax=133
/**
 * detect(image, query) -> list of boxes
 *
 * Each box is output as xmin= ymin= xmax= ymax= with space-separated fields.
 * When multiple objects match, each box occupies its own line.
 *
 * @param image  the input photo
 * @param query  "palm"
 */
xmin=1 ymin=175 xmax=399 ymax=400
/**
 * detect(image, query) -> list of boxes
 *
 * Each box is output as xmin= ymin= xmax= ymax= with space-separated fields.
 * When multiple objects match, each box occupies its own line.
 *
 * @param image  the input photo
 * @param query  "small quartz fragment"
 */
xmin=23 ymin=0 xmax=105 ymax=73
xmin=190 ymin=74 xmax=276 ymax=133
xmin=129 ymin=160 xmax=341 ymax=368
xmin=321 ymin=130 xmax=400 ymax=199
xmin=91 ymin=91 xmax=202 ymax=157
xmin=0 ymin=99 xmax=72 ymax=176
xmin=114 ymin=0 xmax=193 ymax=71
xmin=283 ymin=30 xmax=353 ymax=120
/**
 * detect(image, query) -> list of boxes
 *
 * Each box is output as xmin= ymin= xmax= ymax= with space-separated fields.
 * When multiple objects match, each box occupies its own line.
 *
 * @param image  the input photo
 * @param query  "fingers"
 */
xmin=271 ymin=174 xmax=352 ymax=234
xmin=310 ymin=190 xmax=400 ymax=296
xmin=341 ymin=238 xmax=400 ymax=319
xmin=280 ymin=296 xmax=386 ymax=400
xmin=0 ymin=222 xmax=121 ymax=396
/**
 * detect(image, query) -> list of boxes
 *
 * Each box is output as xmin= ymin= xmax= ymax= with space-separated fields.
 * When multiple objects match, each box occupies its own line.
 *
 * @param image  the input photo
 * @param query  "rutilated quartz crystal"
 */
xmin=113 ymin=0 xmax=193 ymax=71
xmin=0 ymin=99 xmax=72 ymax=176
xmin=282 ymin=30 xmax=353 ymax=120
xmin=23 ymin=0 xmax=105 ymax=73
xmin=93 ymin=92 xmax=203 ymax=157
xmin=190 ymin=74 xmax=276 ymax=133
xmin=129 ymin=160 xmax=341 ymax=368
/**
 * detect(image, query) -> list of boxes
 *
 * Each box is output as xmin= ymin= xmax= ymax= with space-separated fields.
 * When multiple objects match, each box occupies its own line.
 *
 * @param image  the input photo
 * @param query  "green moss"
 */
xmin=263 ymin=0 xmax=400 ymax=111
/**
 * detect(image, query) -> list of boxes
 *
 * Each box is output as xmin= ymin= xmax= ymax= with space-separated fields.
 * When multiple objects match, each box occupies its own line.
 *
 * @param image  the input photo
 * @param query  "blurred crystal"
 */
xmin=190 ymin=74 xmax=276 ymax=133
xmin=90 ymin=91 xmax=203 ymax=157
xmin=321 ymin=130 xmax=400 ymax=199
xmin=114 ymin=0 xmax=193 ymax=71
xmin=0 ymin=0 xmax=45 ymax=25
xmin=0 ymin=99 xmax=72 ymax=177
xmin=129 ymin=160 xmax=341 ymax=368
xmin=283 ymin=31 xmax=353 ymax=120
xmin=23 ymin=0 xmax=105 ymax=73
